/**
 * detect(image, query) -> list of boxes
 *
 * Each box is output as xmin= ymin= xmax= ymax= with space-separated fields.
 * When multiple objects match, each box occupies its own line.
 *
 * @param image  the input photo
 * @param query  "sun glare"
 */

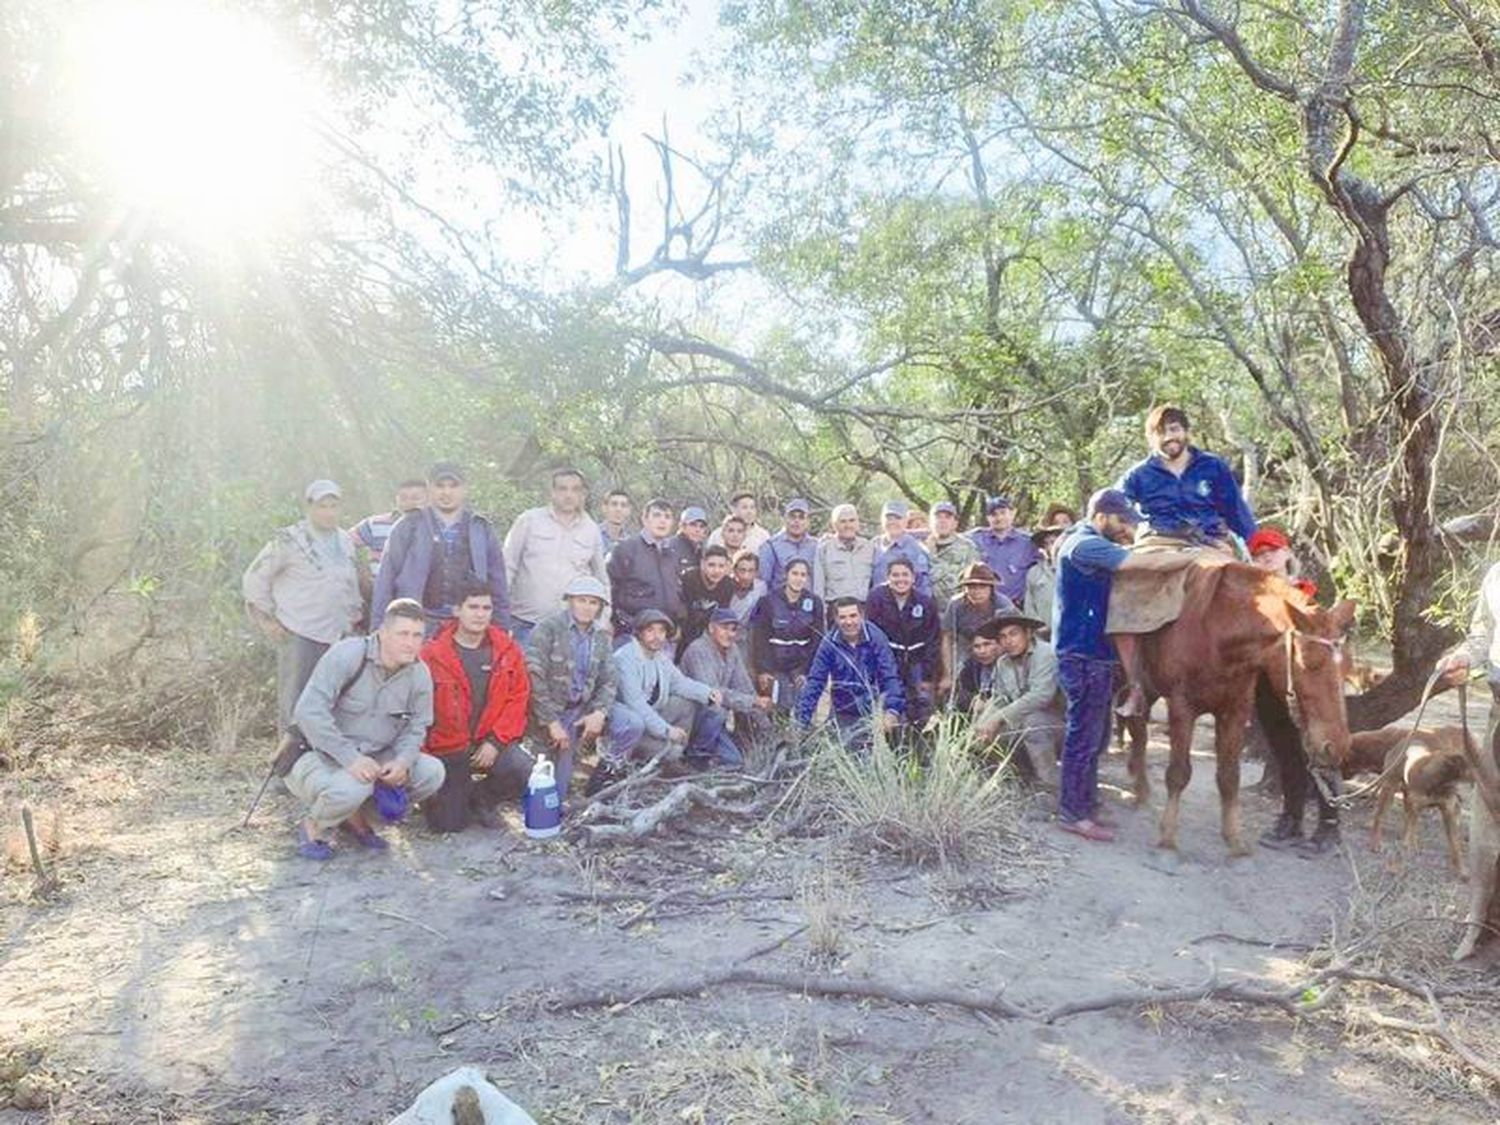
xmin=64 ymin=3 xmax=318 ymax=241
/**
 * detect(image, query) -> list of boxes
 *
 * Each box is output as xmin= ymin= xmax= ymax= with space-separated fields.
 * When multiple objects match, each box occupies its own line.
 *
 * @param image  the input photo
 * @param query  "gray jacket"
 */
xmin=523 ymin=607 xmax=617 ymax=725
xmin=680 ymin=635 xmax=759 ymax=713
xmin=613 ymin=638 xmax=713 ymax=739
xmin=978 ymin=639 xmax=1063 ymax=731
xmin=293 ymin=635 xmax=433 ymax=768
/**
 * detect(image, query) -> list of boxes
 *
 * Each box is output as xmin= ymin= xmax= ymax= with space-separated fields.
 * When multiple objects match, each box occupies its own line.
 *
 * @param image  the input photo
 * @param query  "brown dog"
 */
xmin=1355 ymin=725 xmax=1474 ymax=877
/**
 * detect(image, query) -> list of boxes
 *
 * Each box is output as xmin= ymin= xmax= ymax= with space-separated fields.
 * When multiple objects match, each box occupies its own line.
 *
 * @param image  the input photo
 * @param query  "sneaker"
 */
xmin=1294 ymin=821 xmax=1340 ymax=857
xmin=339 ymin=819 xmax=389 ymax=851
xmin=1057 ymin=818 xmax=1115 ymax=842
xmin=295 ymin=823 xmax=334 ymax=861
xmin=584 ymin=759 xmax=625 ymax=799
xmin=1259 ymin=812 xmax=1303 ymax=850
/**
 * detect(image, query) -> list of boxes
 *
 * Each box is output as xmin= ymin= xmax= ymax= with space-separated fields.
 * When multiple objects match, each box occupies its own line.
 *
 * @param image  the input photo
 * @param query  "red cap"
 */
xmin=1247 ymin=527 xmax=1290 ymax=556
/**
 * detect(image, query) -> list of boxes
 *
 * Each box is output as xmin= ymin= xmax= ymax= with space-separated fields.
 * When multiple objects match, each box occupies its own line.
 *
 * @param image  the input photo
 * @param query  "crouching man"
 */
xmin=795 ymin=597 xmax=905 ymax=753
xmin=286 ymin=598 xmax=444 ymax=859
xmin=419 ymin=582 xmax=532 ymax=832
xmin=680 ymin=607 xmax=773 ymax=753
xmin=596 ymin=610 xmax=736 ymax=792
xmin=971 ymin=613 xmax=1062 ymax=786
xmin=525 ymin=576 xmax=628 ymax=797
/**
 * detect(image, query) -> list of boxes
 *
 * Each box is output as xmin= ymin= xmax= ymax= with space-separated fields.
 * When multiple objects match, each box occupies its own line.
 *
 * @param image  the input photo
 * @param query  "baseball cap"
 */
xmin=304 ymin=479 xmax=341 ymax=503
xmin=709 ymin=607 xmax=741 ymax=626
xmin=632 ymin=609 xmax=677 ymax=635
xmin=931 ymin=501 xmax=957 ymax=517
xmin=881 ymin=499 xmax=910 ymax=518
xmin=562 ymin=576 xmax=608 ymax=601
xmin=784 ymin=498 xmax=811 ymax=515
xmin=427 ymin=461 xmax=465 ymax=484
xmin=1248 ymin=528 xmax=1291 ymax=556
xmin=681 ymin=506 xmax=709 ymax=525
xmin=984 ymin=495 xmax=1014 ymax=513
xmin=1086 ymin=488 xmax=1142 ymax=524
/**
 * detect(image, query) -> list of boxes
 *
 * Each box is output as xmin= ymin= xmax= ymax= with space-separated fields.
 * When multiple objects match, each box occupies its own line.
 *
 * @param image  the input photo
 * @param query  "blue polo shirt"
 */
xmin=1053 ymin=523 xmax=1130 ymax=661
xmin=1118 ymin=447 xmax=1255 ymax=543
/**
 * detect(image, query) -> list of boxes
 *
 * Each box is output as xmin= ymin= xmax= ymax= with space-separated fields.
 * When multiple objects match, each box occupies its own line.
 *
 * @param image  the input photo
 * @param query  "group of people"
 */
xmin=242 ymin=403 xmax=1339 ymax=858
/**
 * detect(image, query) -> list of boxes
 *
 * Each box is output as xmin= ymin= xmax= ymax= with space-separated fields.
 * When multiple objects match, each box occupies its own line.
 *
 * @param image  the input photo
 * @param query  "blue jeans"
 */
xmin=1057 ymin=653 xmax=1115 ymax=823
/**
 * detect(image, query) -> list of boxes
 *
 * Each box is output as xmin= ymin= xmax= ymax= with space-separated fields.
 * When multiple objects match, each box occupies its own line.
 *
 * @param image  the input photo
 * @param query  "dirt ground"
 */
xmin=3 ymin=692 xmax=1498 ymax=1123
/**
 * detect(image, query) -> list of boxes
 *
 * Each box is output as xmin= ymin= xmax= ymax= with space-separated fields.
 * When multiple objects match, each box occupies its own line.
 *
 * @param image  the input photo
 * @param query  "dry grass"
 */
xmin=806 ymin=711 xmax=1030 ymax=870
xmin=538 ymin=1025 xmax=897 ymax=1125
xmin=797 ymin=861 xmax=860 ymax=963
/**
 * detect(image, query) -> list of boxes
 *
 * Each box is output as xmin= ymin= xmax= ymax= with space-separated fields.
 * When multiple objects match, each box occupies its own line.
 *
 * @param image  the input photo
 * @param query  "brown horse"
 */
xmin=1124 ymin=561 xmax=1355 ymax=856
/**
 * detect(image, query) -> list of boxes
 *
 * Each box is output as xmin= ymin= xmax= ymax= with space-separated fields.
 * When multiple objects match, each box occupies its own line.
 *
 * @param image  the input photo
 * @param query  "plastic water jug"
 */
xmin=522 ymin=755 xmax=562 ymax=839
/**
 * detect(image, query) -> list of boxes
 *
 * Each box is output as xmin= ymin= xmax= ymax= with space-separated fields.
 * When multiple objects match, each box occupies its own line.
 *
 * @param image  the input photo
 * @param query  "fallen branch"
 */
xmin=737 ymin=924 xmax=808 ymax=964
xmin=572 ymin=781 xmax=769 ymax=844
xmin=1362 ymin=982 xmax=1500 ymax=1087
xmin=548 ymin=965 xmax=1032 ymax=1020
xmin=371 ymin=907 xmax=448 ymax=940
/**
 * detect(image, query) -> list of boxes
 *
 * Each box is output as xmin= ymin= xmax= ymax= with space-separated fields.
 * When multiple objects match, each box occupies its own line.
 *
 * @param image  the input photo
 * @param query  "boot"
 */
xmin=583 ymin=758 xmax=626 ymax=799
xmin=1295 ymin=819 xmax=1340 ymax=857
xmin=1259 ymin=812 xmax=1303 ymax=850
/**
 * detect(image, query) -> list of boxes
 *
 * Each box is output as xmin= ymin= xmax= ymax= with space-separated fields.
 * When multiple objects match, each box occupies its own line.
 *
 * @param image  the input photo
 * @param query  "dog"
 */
xmin=1355 ymin=724 xmax=1474 ymax=877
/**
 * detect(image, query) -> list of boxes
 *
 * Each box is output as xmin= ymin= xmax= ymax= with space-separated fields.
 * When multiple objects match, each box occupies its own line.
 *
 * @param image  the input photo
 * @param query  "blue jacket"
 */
xmin=1053 ymin=522 xmax=1129 ymax=661
xmin=864 ymin=585 xmax=940 ymax=682
xmin=870 ymin=533 xmax=934 ymax=598
xmin=1118 ymin=447 xmax=1255 ymax=543
xmin=796 ymin=621 xmax=906 ymax=725
xmin=372 ymin=508 xmax=510 ymax=630
xmin=750 ymin=587 xmax=824 ymax=676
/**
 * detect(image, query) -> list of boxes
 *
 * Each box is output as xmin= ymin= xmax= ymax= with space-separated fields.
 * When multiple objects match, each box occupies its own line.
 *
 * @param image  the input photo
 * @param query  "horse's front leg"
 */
xmin=1215 ymin=702 xmax=1253 ymax=857
xmin=1156 ymin=700 xmax=1196 ymax=850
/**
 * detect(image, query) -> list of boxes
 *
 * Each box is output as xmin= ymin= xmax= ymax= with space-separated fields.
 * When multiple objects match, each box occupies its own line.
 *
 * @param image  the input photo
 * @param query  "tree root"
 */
xmin=544 ymin=957 xmax=1500 ymax=1087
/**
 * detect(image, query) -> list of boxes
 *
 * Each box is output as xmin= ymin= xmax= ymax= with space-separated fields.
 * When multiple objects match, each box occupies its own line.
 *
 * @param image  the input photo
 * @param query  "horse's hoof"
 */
xmin=1227 ymin=842 xmax=1253 ymax=860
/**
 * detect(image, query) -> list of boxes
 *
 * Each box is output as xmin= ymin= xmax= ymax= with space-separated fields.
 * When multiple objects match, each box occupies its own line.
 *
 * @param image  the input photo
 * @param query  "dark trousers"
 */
xmin=1057 ymin=653 xmax=1114 ymax=822
xmin=1254 ymin=675 xmax=1335 ymax=824
xmin=421 ymin=744 xmax=533 ymax=833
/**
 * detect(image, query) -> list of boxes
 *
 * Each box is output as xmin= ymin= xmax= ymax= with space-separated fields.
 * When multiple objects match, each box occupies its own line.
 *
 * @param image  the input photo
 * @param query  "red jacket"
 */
xmin=420 ymin=622 xmax=531 ymax=757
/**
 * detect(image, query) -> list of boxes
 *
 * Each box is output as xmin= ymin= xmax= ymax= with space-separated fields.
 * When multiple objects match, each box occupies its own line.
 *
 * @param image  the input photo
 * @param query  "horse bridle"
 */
xmin=1280 ymin=627 xmax=1344 ymax=714
xmin=1281 ymin=627 xmax=1346 ymax=804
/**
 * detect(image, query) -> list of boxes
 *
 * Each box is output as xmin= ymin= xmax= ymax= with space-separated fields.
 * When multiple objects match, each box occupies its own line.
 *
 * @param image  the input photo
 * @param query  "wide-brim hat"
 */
xmin=632 ymin=609 xmax=678 ymax=636
xmin=1031 ymin=525 xmax=1066 ymax=545
xmin=958 ymin=561 xmax=1000 ymax=587
xmin=975 ymin=612 xmax=1047 ymax=638
xmin=562 ymin=576 xmax=609 ymax=602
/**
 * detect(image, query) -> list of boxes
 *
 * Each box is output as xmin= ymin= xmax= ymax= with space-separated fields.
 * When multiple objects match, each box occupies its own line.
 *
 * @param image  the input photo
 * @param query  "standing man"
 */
xmin=972 ymin=613 xmax=1063 ymax=786
xmin=795 ymin=598 xmax=905 ymax=751
xmin=418 ymin=582 xmax=532 ymax=832
xmin=678 ymin=544 xmax=735 ymax=656
xmin=606 ymin=610 xmax=738 ymax=777
xmin=243 ymin=479 xmax=367 ymax=730
xmin=503 ymin=467 xmax=609 ymax=643
xmin=285 ymin=599 xmax=445 ymax=859
xmin=1118 ymin=404 xmax=1256 ymax=548
xmin=718 ymin=515 xmax=750 ymax=557
xmin=372 ymin=461 xmax=511 ymax=632
xmin=923 ymin=501 xmax=979 ymax=606
xmin=671 ymin=506 xmax=711 ymax=571
xmin=709 ymin=491 xmax=771 ymax=555
xmin=525 ymin=576 xmax=627 ymax=798
xmin=681 ymin=607 xmax=773 ymax=747
xmin=600 ymin=489 xmax=634 ymax=556
xmin=352 ymin=478 xmax=428 ymax=580
xmin=969 ymin=496 xmax=1039 ymax=607
xmin=1053 ymin=490 xmax=1196 ymax=842
xmin=607 ymin=497 xmax=688 ymax=640
xmin=864 ymin=558 xmax=941 ymax=726
xmin=871 ymin=500 xmax=933 ymax=597
xmin=814 ymin=503 xmax=876 ymax=606
xmin=758 ymin=498 xmax=819 ymax=593
xmin=1025 ymin=525 xmax=1065 ymax=639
